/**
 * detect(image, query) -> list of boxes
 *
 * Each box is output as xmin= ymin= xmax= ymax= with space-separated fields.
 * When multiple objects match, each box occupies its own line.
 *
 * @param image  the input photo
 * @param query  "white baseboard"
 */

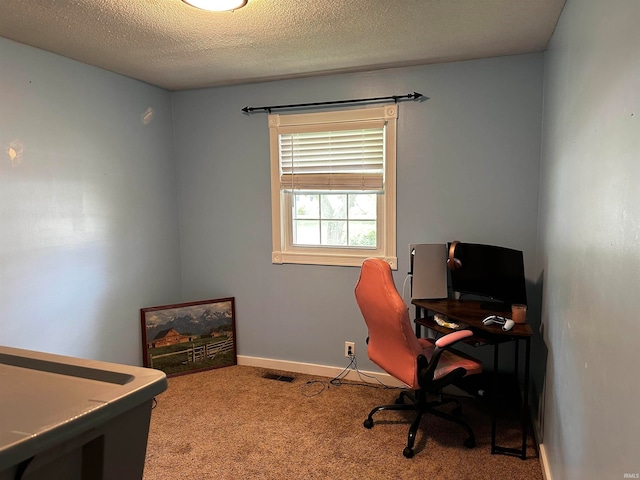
xmin=237 ymin=355 xmax=407 ymax=387
xmin=237 ymin=355 xmax=479 ymax=396
xmin=530 ymin=406 xmax=551 ymax=480
xmin=539 ymin=443 xmax=551 ymax=480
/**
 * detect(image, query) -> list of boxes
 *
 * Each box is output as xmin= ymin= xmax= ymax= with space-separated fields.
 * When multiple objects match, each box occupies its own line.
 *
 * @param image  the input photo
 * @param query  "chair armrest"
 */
xmin=418 ymin=330 xmax=476 ymax=389
xmin=434 ymin=329 xmax=473 ymax=348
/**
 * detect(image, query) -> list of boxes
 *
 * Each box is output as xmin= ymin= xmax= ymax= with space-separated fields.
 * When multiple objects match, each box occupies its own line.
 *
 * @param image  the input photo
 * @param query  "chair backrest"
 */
xmin=355 ymin=258 xmax=424 ymax=388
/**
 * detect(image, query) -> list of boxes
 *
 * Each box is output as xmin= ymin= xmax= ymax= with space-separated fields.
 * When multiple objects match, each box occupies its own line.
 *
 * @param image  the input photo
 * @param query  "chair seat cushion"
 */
xmin=418 ymin=338 xmax=482 ymax=380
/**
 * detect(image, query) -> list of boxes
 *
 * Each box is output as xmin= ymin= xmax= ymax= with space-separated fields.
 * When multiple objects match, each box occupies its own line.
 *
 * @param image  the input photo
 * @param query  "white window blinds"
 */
xmin=278 ymin=121 xmax=385 ymax=191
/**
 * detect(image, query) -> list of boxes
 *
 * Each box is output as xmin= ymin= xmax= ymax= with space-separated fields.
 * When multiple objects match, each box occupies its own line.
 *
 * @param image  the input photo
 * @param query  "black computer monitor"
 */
xmin=448 ymin=242 xmax=527 ymax=311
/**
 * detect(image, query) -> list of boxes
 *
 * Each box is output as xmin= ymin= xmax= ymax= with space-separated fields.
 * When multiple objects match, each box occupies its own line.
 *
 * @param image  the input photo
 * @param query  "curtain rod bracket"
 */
xmin=242 ymin=92 xmax=426 ymax=114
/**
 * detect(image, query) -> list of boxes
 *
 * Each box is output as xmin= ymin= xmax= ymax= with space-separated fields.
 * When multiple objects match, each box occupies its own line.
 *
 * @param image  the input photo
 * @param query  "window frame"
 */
xmin=269 ymin=104 xmax=397 ymax=269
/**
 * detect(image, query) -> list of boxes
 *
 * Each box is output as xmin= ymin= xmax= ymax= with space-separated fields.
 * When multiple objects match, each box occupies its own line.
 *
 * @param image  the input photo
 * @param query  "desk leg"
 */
xmin=514 ymin=339 xmax=520 ymax=378
xmin=521 ymin=337 xmax=531 ymax=460
xmin=415 ymin=306 xmax=423 ymax=338
xmin=491 ymin=342 xmax=499 ymax=454
xmin=491 ymin=338 xmax=530 ymax=460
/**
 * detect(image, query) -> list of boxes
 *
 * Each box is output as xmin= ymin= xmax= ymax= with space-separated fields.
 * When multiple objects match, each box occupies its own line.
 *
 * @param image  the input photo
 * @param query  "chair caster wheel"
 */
xmin=363 ymin=418 xmax=374 ymax=429
xmin=403 ymin=447 xmax=415 ymax=458
xmin=463 ymin=437 xmax=476 ymax=449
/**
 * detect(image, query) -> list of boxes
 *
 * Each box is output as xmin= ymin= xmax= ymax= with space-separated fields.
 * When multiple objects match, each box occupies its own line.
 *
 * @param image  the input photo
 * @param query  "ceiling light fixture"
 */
xmin=182 ymin=0 xmax=247 ymax=11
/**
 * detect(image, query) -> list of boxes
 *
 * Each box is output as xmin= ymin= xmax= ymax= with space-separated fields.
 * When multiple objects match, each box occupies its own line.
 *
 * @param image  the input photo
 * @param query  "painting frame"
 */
xmin=141 ymin=297 xmax=237 ymax=377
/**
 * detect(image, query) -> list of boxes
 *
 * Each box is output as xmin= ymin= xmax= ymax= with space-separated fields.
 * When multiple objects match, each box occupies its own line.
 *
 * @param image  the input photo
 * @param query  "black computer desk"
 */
xmin=412 ymin=298 xmax=533 ymax=460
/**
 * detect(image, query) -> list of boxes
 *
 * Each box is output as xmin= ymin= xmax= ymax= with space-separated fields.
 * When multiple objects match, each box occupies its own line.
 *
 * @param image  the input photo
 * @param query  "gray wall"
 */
xmin=172 ymin=53 xmax=544 ymax=372
xmin=538 ymin=0 xmax=640 ymax=478
xmin=0 ymin=37 xmax=181 ymax=365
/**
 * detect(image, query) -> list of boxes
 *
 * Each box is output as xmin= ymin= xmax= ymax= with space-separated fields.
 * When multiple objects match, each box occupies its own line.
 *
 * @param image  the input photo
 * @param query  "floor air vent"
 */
xmin=262 ymin=373 xmax=295 ymax=382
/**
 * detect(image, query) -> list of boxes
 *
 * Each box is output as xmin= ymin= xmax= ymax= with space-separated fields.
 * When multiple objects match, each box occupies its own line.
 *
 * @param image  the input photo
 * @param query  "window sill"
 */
xmin=272 ymin=251 xmax=397 ymax=269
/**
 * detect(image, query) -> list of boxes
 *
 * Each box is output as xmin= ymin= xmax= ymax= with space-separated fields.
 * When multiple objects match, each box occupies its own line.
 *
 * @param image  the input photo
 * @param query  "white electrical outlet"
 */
xmin=345 ymin=341 xmax=355 ymax=358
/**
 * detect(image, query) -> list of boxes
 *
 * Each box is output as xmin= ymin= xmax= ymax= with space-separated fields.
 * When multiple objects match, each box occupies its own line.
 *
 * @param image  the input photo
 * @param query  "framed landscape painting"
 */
xmin=141 ymin=297 xmax=237 ymax=377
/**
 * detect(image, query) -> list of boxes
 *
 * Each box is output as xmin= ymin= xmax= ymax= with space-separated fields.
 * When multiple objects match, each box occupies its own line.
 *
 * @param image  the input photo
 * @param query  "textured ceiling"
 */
xmin=0 ymin=0 xmax=565 ymax=91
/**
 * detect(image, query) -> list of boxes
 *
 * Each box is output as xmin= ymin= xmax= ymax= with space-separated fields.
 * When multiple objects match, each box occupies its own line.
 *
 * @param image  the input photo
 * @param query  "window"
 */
xmin=269 ymin=105 xmax=397 ymax=268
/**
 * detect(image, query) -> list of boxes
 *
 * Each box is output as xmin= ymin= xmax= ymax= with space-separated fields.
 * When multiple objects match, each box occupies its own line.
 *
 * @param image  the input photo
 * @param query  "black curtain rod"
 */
xmin=241 ymin=92 xmax=426 ymax=114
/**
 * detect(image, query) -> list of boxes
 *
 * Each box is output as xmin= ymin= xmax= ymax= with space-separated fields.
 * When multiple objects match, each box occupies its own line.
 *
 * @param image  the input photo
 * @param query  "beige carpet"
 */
xmin=143 ymin=365 xmax=543 ymax=480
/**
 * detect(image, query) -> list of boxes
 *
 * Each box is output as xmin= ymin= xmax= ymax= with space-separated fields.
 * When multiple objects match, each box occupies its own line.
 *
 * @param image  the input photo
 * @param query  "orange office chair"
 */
xmin=355 ymin=258 xmax=483 ymax=458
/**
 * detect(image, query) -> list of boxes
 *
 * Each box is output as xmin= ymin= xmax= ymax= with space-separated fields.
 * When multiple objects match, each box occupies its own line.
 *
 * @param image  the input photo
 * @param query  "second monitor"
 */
xmin=410 ymin=243 xmax=448 ymax=300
